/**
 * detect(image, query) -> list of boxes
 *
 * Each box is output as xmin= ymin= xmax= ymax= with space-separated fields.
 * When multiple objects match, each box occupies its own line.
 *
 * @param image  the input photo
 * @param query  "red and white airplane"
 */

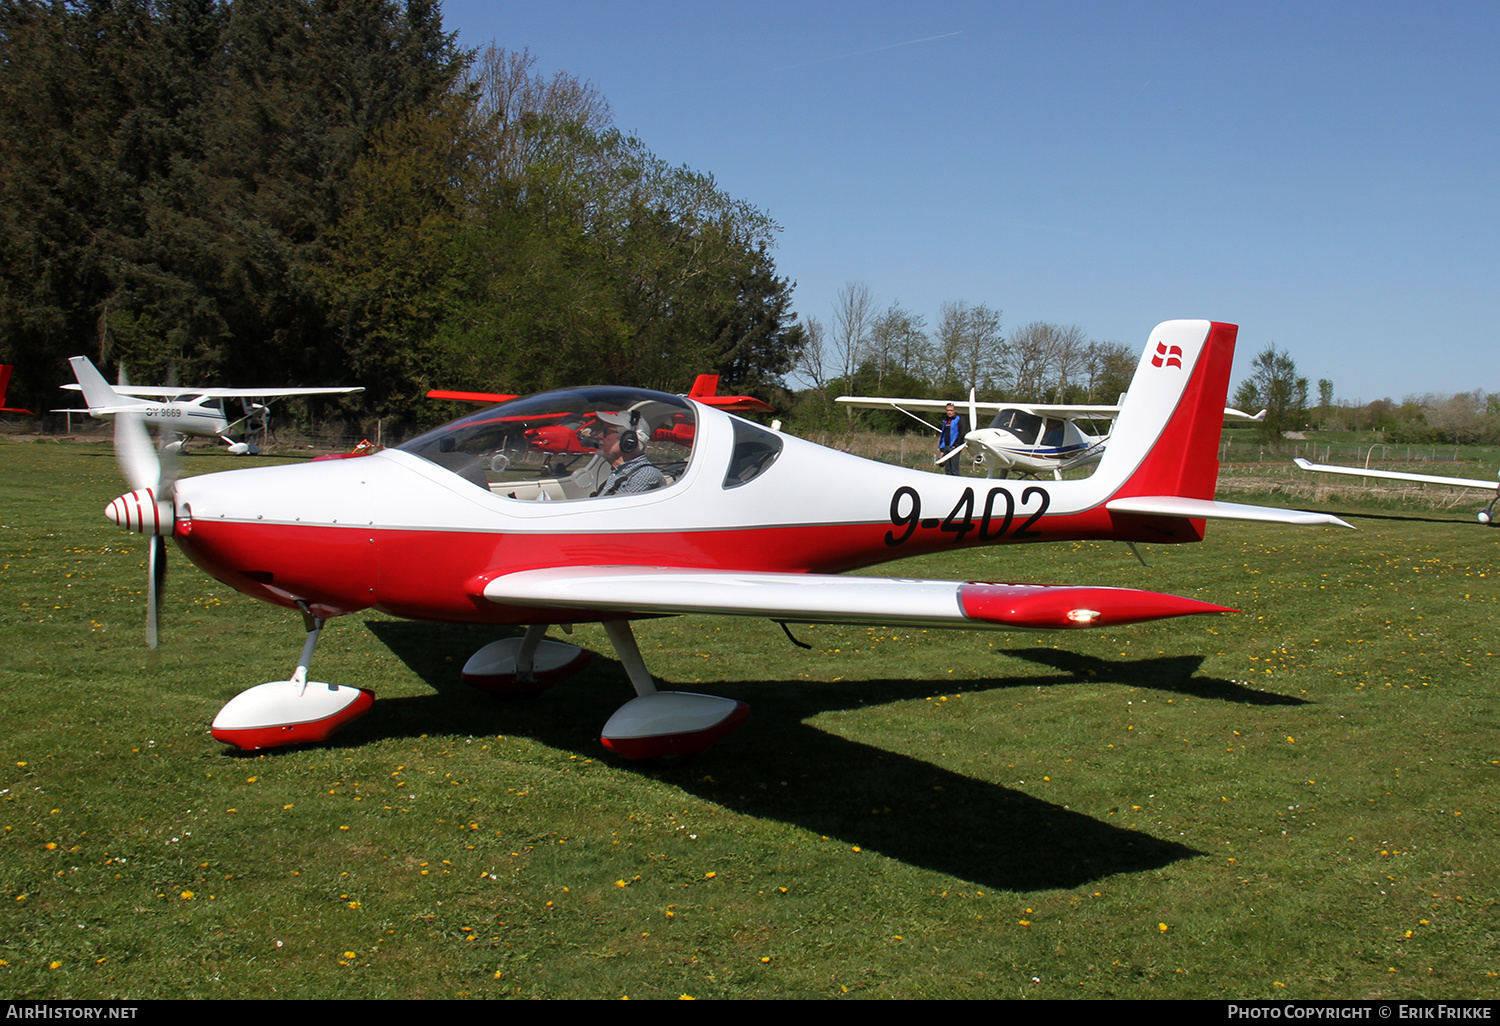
xmin=102 ymin=321 xmax=1347 ymax=759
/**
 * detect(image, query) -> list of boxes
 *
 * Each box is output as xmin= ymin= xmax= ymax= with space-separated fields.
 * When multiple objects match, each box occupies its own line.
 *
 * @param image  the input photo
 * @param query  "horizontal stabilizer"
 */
xmin=483 ymin=567 xmax=1231 ymax=631
xmin=1107 ymin=495 xmax=1352 ymax=528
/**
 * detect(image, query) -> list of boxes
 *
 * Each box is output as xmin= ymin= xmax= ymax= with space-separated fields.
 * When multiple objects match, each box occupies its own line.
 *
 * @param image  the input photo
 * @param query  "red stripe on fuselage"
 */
xmin=174 ymin=505 xmax=1204 ymax=625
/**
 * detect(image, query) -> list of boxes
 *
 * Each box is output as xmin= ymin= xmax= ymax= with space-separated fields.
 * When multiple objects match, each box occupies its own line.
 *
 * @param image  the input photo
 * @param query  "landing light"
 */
xmin=1066 ymin=608 xmax=1101 ymax=624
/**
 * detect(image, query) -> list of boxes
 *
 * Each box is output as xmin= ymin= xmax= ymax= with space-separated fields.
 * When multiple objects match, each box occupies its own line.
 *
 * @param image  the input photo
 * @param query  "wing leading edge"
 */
xmin=481 ymin=567 xmax=1233 ymax=631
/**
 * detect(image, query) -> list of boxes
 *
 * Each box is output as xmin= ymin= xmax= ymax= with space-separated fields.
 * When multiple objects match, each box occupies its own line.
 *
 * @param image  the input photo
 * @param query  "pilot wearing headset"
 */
xmin=588 ymin=409 xmax=666 ymax=496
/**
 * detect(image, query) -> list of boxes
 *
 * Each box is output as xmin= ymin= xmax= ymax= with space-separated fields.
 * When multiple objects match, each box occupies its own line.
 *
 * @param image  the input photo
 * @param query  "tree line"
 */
xmin=791 ymin=282 xmax=1137 ymax=431
xmin=1230 ymin=344 xmax=1499 ymax=447
xmin=0 ymin=1 xmax=804 ymax=421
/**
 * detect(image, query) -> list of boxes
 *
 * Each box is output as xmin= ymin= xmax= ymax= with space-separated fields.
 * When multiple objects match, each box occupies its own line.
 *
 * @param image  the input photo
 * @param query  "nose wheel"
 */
xmin=210 ymin=606 xmax=373 ymax=751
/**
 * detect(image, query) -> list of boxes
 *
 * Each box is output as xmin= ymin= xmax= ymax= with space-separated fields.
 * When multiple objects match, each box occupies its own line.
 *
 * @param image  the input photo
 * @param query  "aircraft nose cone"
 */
xmin=106 ymin=488 xmax=174 ymax=536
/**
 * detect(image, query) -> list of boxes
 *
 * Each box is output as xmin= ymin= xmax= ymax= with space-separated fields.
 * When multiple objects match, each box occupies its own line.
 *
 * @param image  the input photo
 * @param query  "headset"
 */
xmin=619 ymin=409 xmax=641 ymax=454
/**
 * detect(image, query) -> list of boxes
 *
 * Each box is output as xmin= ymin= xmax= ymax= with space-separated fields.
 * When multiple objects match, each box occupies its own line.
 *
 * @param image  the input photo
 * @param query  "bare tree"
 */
xmin=1083 ymin=340 xmax=1134 ymax=402
xmin=865 ymin=302 xmax=928 ymax=389
xmin=795 ymin=316 xmax=827 ymax=390
xmin=830 ymin=282 xmax=875 ymax=387
xmin=1049 ymin=325 xmax=1089 ymax=401
xmin=959 ymin=303 xmax=1005 ymax=394
xmin=933 ymin=301 xmax=1005 ymax=395
xmin=1009 ymin=322 xmax=1058 ymax=399
xmin=1426 ymin=390 xmax=1487 ymax=444
xmin=933 ymin=301 xmax=967 ymax=391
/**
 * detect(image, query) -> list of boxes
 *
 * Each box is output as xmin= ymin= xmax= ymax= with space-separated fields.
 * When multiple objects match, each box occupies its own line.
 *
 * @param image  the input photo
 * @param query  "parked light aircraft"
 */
xmin=100 ymin=321 xmax=1346 ymax=759
xmin=59 ymin=355 xmax=362 ymax=454
xmin=838 ymin=381 xmax=1263 ymax=479
xmin=1294 ymin=457 xmax=1500 ymax=524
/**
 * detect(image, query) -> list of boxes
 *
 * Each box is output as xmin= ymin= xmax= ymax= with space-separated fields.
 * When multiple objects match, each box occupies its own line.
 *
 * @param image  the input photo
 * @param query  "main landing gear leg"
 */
xmin=209 ymin=603 xmax=374 ymax=751
xmin=597 ymin=619 xmax=748 ymax=761
xmin=462 ymin=624 xmax=591 ymax=694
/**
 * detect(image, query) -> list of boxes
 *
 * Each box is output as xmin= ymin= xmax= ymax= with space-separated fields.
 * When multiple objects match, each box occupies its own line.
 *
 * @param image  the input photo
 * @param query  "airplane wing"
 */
xmin=481 ymin=566 xmax=1233 ymax=630
xmin=837 ymin=395 xmax=1017 ymax=419
xmin=839 ymin=395 xmax=1269 ymax=427
xmin=427 ymin=389 xmax=519 ymax=403
xmin=61 ymin=383 xmax=361 ymax=398
xmin=1293 ymin=457 xmax=1499 ymax=491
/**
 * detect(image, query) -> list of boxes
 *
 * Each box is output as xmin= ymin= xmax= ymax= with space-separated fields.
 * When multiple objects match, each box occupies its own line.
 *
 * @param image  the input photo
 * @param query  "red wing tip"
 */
xmin=960 ymin=583 xmax=1236 ymax=629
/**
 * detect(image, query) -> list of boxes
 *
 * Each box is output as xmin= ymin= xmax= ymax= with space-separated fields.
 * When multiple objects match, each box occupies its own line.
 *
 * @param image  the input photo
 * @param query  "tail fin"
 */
xmin=1090 ymin=321 xmax=1350 ymax=531
xmin=68 ymin=356 xmax=123 ymax=411
xmin=0 ymin=364 xmax=32 ymax=414
xmin=1093 ymin=320 xmax=1236 ymax=502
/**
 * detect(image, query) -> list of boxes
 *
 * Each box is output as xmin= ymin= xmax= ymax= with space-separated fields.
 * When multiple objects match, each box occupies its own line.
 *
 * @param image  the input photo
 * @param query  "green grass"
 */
xmin=2 ymin=439 xmax=1497 ymax=998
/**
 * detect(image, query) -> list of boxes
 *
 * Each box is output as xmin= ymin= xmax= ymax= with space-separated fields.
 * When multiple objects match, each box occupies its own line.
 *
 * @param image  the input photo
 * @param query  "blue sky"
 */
xmin=440 ymin=1 xmax=1499 ymax=402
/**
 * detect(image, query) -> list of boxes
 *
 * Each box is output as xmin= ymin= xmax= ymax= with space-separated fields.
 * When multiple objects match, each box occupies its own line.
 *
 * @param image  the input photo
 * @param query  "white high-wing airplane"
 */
xmin=99 ymin=320 xmax=1347 ymax=759
xmin=1293 ymin=457 xmax=1500 ymax=524
xmin=58 ymin=355 xmax=362 ymax=454
xmin=839 ymin=377 xmax=1263 ymax=479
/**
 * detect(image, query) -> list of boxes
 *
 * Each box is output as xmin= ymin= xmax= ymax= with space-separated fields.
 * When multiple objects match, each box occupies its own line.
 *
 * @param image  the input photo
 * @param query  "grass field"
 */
xmin=2 ymin=437 xmax=1497 ymax=999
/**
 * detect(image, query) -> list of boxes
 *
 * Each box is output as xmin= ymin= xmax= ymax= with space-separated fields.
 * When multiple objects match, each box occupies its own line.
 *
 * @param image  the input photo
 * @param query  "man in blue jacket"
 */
xmin=938 ymin=402 xmax=967 ymax=476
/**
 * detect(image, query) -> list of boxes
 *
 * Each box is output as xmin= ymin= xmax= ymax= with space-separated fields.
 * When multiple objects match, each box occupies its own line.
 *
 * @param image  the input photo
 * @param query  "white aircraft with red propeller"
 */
xmin=1293 ymin=457 xmax=1500 ymax=524
xmin=59 ymin=355 xmax=362 ymax=455
xmin=101 ymin=320 xmax=1348 ymax=760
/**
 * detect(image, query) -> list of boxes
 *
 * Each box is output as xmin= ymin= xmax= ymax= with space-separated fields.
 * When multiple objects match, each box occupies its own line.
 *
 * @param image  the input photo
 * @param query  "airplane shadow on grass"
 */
xmin=349 ymin=621 xmax=1309 ymax=892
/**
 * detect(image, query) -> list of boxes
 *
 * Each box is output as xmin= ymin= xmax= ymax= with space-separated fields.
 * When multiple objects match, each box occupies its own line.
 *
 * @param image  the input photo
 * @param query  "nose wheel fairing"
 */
xmin=211 ymin=681 xmax=374 ymax=751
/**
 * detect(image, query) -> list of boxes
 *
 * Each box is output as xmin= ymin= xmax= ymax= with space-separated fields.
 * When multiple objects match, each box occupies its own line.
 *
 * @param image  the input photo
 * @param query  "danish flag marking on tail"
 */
xmin=1151 ymin=342 xmax=1183 ymax=369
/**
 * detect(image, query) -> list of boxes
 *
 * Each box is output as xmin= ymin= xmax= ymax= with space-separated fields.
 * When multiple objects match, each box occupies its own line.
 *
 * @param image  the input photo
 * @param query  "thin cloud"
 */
xmin=777 ymin=31 xmax=963 ymax=72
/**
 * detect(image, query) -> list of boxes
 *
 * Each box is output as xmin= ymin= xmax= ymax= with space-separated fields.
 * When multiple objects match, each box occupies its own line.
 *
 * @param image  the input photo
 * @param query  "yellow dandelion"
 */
xmin=1158 ymin=922 xmax=1168 ymax=933
xmin=180 ymin=891 xmax=195 ymax=900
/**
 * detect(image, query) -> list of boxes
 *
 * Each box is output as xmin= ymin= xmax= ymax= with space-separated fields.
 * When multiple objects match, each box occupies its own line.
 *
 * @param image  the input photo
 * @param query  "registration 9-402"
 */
xmin=884 ymin=484 xmax=1050 ymax=547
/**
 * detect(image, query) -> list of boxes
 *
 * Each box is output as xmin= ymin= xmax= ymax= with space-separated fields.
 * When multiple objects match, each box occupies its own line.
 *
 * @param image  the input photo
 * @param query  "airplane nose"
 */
xmin=106 ymin=487 xmax=175 ymax=536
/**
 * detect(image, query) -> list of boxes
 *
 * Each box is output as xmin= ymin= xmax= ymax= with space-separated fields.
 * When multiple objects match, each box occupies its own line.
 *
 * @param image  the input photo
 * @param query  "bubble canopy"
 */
xmin=398 ymin=387 xmax=697 ymax=500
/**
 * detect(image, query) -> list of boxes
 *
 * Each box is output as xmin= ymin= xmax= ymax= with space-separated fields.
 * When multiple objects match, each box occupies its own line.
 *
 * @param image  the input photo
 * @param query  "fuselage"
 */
xmin=86 ymin=396 xmax=236 ymax=439
xmin=168 ymin=389 xmax=1205 ymax=625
